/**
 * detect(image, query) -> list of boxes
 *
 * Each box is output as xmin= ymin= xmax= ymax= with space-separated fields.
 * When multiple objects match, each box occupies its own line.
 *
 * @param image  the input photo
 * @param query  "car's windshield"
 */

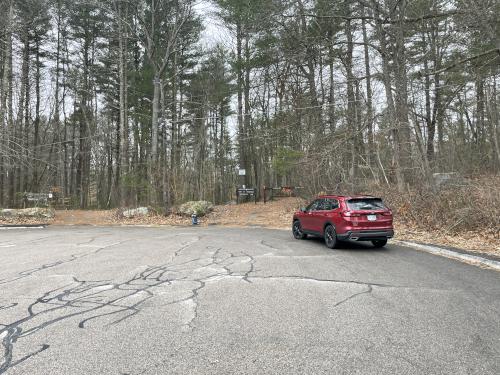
xmin=347 ymin=198 xmax=386 ymax=210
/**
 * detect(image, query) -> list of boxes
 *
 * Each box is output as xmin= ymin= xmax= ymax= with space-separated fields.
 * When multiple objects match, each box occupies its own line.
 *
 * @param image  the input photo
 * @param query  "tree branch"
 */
xmin=280 ymin=10 xmax=461 ymax=24
xmin=420 ymin=48 xmax=500 ymax=77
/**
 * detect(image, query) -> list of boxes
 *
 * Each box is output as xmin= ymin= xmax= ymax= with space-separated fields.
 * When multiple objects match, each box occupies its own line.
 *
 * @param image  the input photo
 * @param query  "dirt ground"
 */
xmin=2 ymin=197 xmax=498 ymax=256
xmin=207 ymin=198 xmax=302 ymax=229
xmin=394 ymin=223 xmax=500 ymax=257
xmin=42 ymin=198 xmax=303 ymax=228
xmin=52 ymin=210 xmax=116 ymax=225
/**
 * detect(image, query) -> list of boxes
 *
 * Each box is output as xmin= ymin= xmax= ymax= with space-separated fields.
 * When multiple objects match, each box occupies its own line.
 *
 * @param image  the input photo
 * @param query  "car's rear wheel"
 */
xmin=372 ymin=239 xmax=387 ymax=248
xmin=292 ymin=220 xmax=307 ymax=240
xmin=324 ymin=225 xmax=337 ymax=249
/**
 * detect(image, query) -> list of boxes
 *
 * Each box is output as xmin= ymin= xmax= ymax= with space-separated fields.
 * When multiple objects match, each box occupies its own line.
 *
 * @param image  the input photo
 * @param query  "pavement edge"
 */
xmin=394 ymin=240 xmax=500 ymax=271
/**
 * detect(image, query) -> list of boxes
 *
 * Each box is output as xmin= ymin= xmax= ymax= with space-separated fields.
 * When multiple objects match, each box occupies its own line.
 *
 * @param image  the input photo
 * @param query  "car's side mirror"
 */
xmin=300 ymin=207 xmax=307 ymax=213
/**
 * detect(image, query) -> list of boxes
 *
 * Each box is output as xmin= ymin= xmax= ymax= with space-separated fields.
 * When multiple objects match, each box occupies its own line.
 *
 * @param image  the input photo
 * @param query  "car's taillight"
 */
xmin=381 ymin=211 xmax=392 ymax=216
xmin=342 ymin=211 xmax=360 ymax=217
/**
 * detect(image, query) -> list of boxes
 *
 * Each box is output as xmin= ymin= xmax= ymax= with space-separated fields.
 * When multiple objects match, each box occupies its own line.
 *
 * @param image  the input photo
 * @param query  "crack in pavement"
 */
xmin=0 ymin=234 xmax=437 ymax=375
xmin=174 ymin=236 xmax=202 ymax=258
xmin=0 ymin=237 xmax=206 ymax=373
xmin=120 ymin=269 xmax=389 ymax=375
xmin=241 ymin=253 xmax=256 ymax=283
xmin=0 ymin=327 xmax=19 ymax=374
xmin=0 ymin=276 xmax=155 ymax=373
xmin=0 ymin=305 xmax=17 ymax=312
xmin=237 ymin=275 xmax=449 ymax=291
xmin=2 ymin=234 xmax=64 ymax=247
xmin=0 ymin=241 xmax=128 ymax=286
xmin=8 ymin=344 xmax=50 ymax=371
xmin=259 ymin=240 xmax=280 ymax=251
xmin=183 ymin=280 xmax=206 ymax=330
xmin=76 ymin=237 xmax=97 ymax=246
xmin=243 ymin=275 xmax=393 ymax=288
xmin=331 ymin=285 xmax=373 ymax=309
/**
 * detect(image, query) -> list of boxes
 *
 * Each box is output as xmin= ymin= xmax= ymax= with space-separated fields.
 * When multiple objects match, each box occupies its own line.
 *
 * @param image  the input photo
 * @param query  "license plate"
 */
xmin=367 ymin=215 xmax=377 ymax=221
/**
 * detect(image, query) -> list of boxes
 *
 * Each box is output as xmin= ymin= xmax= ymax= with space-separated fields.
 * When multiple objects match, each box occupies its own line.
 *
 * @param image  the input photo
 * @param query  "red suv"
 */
xmin=292 ymin=195 xmax=394 ymax=249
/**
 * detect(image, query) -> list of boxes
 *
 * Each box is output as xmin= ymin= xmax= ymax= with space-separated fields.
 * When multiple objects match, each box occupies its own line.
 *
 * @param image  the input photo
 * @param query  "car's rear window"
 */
xmin=347 ymin=198 xmax=386 ymax=210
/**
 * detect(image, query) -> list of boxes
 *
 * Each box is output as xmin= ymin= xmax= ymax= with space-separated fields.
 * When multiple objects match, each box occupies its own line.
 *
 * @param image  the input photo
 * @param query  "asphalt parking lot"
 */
xmin=1 ymin=226 xmax=499 ymax=374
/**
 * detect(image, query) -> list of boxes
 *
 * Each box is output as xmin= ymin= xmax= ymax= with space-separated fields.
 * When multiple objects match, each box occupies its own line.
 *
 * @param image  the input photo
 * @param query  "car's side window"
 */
xmin=305 ymin=201 xmax=315 ymax=211
xmin=324 ymin=198 xmax=339 ymax=210
xmin=322 ymin=200 xmax=331 ymax=211
xmin=316 ymin=199 xmax=326 ymax=211
xmin=306 ymin=199 xmax=322 ymax=211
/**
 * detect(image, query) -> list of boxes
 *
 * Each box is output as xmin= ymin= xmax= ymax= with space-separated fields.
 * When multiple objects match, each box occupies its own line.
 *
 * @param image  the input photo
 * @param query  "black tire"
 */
xmin=372 ymin=239 xmax=388 ymax=248
xmin=324 ymin=225 xmax=337 ymax=249
xmin=292 ymin=220 xmax=307 ymax=240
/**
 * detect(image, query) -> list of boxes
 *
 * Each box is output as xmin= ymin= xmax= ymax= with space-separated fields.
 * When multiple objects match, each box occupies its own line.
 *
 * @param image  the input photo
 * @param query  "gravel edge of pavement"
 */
xmin=0 ymin=224 xmax=47 ymax=229
xmin=393 ymin=240 xmax=500 ymax=272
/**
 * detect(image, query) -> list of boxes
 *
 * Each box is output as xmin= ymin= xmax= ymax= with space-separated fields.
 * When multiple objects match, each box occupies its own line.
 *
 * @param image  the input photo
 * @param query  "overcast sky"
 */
xmin=194 ymin=1 xmax=232 ymax=49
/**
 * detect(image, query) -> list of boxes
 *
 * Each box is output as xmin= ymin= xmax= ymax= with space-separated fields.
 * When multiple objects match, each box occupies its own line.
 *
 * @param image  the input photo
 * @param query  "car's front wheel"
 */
xmin=292 ymin=220 xmax=307 ymax=240
xmin=324 ymin=225 xmax=337 ymax=249
xmin=372 ymin=239 xmax=388 ymax=248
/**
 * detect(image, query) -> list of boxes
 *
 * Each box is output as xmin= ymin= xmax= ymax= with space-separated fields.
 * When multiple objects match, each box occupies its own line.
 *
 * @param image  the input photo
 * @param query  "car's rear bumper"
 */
xmin=337 ymin=229 xmax=394 ymax=241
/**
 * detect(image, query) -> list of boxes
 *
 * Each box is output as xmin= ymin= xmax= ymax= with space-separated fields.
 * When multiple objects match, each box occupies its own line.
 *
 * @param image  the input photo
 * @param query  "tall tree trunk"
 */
xmin=373 ymin=4 xmax=401 ymax=188
xmin=476 ymin=75 xmax=485 ymax=148
xmin=244 ymin=35 xmax=252 ymax=188
xmin=489 ymin=79 xmax=500 ymax=169
xmin=62 ymin=34 xmax=70 ymax=199
xmin=345 ymin=14 xmax=358 ymax=182
xmin=115 ymin=109 xmax=120 ymax=207
xmin=170 ymin=51 xmax=178 ymax=177
xmin=424 ymin=44 xmax=435 ymax=162
xmin=392 ymin=0 xmax=412 ymax=186
xmin=160 ymin=79 xmax=169 ymax=209
xmin=77 ymin=32 xmax=92 ymax=209
xmin=118 ymin=1 xmax=129 ymax=206
xmin=328 ymin=44 xmax=335 ymax=133
xmin=150 ymin=74 xmax=160 ymax=202
xmin=54 ymin=0 xmax=62 ymax=197
xmin=219 ymin=102 xmax=226 ymax=202
xmin=23 ymin=56 xmax=30 ymax=194
xmin=70 ymin=102 xmax=76 ymax=196
xmin=1 ymin=0 xmax=13 ymax=206
xmin=362 ymin=8 xmax=374 ymax=168
xmin=236 ymin=21 xmax=247 ymax=187
xmin=422 ymin=31 xmax=438 ymax=171
xmin=16 ymin=30 xmax=30 ymax=199
xmin=4 ymin=2 xmax=14 ymax=206
xmin=428 ymin=21 xmax=443 ymax=166
xmin=33 ymin=36 xmax=41 ymax=191
xmin=297 ymin=0 xmax=319 ymax=138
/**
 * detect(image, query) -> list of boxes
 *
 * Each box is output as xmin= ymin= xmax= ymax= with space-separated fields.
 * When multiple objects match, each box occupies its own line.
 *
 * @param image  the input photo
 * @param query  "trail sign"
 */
xmin=236 ymin=187 xmax=257 ymax=204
